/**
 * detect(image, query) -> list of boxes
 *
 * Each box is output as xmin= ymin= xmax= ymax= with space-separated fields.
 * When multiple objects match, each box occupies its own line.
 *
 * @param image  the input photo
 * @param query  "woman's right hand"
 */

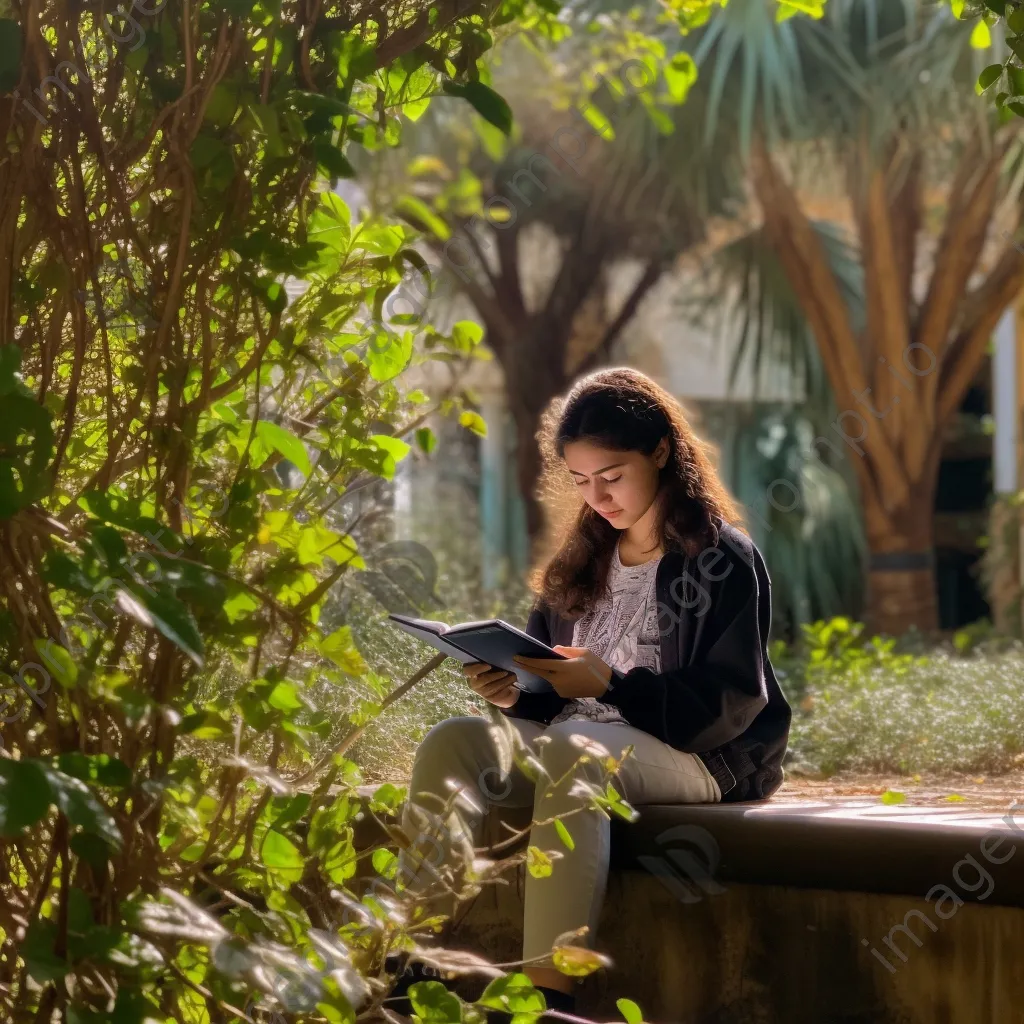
xmin=463 ymin=662 xmax=520 ymax=709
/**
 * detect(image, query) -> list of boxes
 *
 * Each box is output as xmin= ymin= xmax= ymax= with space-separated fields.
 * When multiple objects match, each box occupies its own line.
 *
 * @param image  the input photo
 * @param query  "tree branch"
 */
xmin=574 ymin=257 xmax=666 ymax=377
xmin=530 ymin=221 xmax=611 ymax=358
xmin=493 ymin=225 xmax=526 ymax=323
xmin=750 ymin=138 xmax=908 ymax=509
xmin=918 ymin=141 xmax=1006 ymax=364
xmin=938 ymin=241 xmax=1024 ymax=424
xmin=750 ymin=139 xmax=871 ymax=401
xmin=373 ymin=0 xmax=494 ymax=68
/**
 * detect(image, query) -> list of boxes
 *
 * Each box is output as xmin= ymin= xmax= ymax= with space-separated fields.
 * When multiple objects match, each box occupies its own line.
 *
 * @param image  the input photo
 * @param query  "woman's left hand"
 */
xmin=513 ymin=646 xmax=613 ymax=698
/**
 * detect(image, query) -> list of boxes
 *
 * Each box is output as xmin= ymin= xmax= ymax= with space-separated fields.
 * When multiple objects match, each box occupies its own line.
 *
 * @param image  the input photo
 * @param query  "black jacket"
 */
xmin=502 ymin=524 xmax=791 ymax=802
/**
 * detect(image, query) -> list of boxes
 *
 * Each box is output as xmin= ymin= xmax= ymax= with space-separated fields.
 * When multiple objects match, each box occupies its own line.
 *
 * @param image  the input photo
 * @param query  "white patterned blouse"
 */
xmin=548 ymin=536 xmax=664 ymax=726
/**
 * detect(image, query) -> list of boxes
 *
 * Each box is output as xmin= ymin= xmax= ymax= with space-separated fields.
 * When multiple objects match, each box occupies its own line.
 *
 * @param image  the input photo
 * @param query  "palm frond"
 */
xmin=675 ymin=218 xmax=863 ymax=425
xmin=692 ymin=0 xmax=992 ymax=155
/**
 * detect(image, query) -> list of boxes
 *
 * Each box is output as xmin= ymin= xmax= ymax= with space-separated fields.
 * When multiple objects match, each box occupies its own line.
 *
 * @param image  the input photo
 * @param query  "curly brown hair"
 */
xmin=528 ymin=367 xmax=743 ymax=618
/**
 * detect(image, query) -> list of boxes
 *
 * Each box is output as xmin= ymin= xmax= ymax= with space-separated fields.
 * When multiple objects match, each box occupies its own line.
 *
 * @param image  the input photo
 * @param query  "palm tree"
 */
xmin=686 ymin=218 xmax=869 ymax=633
xmin=695 ymin=0 xmax=1024 ymax=633
xmin=392 ymin=47 xmax=749 ymax=545
xmin=382 ymin=22 xmax=871 ymax=619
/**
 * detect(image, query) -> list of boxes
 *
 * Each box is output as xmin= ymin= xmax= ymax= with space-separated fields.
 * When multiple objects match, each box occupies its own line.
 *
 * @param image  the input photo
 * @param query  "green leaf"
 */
xmin=252 ymin=276 xmax=288 ymax=314
xmin=402 ymin=95 xmax=431 ymax=122
xmin=663 ymin=53 xmax=697 ymax=104
xmin=41 ymin=766 xmax=122 ymax=849
xmin=415 ymin=427 xmax=437 ymax=454
xmin=451 ymin=320 xmax=483 ymax=351
xmin=371 ymin=847 xmax=398 ymax=879
xmin=971 ymin=19 xmax=992 ymax=49
xmin=367 ymin=328 xmax=413 ymax=382
xmin=880 ymin=789 xmax=906 ymax=805
xmin=256 ymin=420 xmax=312 ymax=475
xmin=603 ymin=781 xmax=638 ymax=822
xmin=551 ymin=944 xmax=611 ymax=977
xmin=203 ymin=82 xmax=240 ymax=126
xmin=0 ymin=758 xmax=53 ymax=835
xmin=0 ymin=385 xmax=55 ymax=518
xmin=261 ymin=828 xmax=305 ymax=881
xmin=409 ymin=980 xmax=462 ymax=1022
xmin=458 ymin=410 xmax=487 ymax=437
xmin=526 ymin=845 xmax=553 ymax=878
xmin=178 ymin=709 xmax=234 ymax=741
xmin=267 ymin=680 xmax=303 ymax=712
xmin=578 ymin=103 xmax=614 ymax=138
xmin=319 ymin=626 xmax=369 ymax=675
xmin=268 ymin=793 xmax=311 ymax=830
xmin=33 ymin=638 xmax=78 ymax=689
xmin=114 ymin=586 xmax=204 ymax=667
xmin=478 ymin=973 xmax=544 ymax=1014
xmin=22 ymin=919 xmax=69 ymax=983
xmin=944 ymin=793 xmax=966 ymax=802
xmin=323 ymin=837 xmax=358 ymax=884
xmin=309 ymin=191 xmax=351 ymax=254
xmin=369 ymin=782 xmax=406 ymax=813
xmin=395 ymin=195 xmax=451 ymax=241
xmin=366 ymin=434 xmax=411 ymax=480
xmin=442 ymin=80 xmax=513 ymax=135
xmin=617 ymin=998 xmax=644 ymax=1024
xmin=554 ymin=818 xmax=575 ymax=851
xmin=313 ymin=139 xmax=357 ymax=183
xmin=775 ymin=0 xmax=825 ymax=19
xmin=56 ymin=753 xmax=131 ymax=789
xmin=978 ymin=63 xmax=1004 ymax=92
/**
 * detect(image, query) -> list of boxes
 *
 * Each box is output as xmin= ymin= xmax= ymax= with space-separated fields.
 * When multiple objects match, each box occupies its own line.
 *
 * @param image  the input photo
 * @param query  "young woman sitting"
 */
xmin=392 ymin=367 xmax=791 ymax=1019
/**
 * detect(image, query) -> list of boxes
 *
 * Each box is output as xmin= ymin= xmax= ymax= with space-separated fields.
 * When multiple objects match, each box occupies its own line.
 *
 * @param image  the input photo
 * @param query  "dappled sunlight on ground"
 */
xmin=779 ymin=766 xmax=1024 ymax=811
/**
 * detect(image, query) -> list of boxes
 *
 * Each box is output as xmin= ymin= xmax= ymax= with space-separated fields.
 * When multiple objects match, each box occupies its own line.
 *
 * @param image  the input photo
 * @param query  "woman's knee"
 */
xmin=410 ymin=715 xmax=503 ymax=804
xmin=537 ymin=721 xmax=611 ymax=782
xmin=415 ymin=715 xmax=491 ymax=765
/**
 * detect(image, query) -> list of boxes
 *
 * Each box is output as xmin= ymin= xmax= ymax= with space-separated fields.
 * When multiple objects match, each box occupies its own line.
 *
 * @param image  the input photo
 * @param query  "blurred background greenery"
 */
xmin=337 ymin=0 xmax=1024 ymax=783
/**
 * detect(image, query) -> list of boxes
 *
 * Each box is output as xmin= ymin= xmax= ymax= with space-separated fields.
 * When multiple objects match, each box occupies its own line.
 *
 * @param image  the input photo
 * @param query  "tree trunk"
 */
xmin=506 ymin=348 xmax=567 ymax=555
xmin=511 ymin=401 xmax=547 ymax=550
xmin=861 ymin=474 xmax=940 ymax=635
xmin=749 ymin=136 xmax=1024 ymax=635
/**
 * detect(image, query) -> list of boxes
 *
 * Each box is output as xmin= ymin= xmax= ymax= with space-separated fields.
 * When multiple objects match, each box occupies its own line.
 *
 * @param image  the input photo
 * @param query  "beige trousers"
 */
xmin=395 ymin=713 xmax=721 ymax=968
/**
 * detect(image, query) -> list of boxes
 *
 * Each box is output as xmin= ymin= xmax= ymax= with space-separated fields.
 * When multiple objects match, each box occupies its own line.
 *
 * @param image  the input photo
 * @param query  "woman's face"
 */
xmin=563 ymin=438 xmax=669 ymax=529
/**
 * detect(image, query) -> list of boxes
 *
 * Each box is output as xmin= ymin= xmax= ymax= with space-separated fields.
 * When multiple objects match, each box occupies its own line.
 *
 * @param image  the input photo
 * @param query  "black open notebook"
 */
xmin=387 ymin=614 xmax=564 ymax=694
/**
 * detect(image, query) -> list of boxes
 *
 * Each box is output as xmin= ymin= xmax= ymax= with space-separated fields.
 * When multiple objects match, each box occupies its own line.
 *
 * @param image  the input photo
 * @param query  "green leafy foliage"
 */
xmin=950 ymin=0 xmax=1024 ymax=114
xmin=0 ymin=344 xmax=55 ymax=517
xmin=779 ymin=618 xmax=1024 ymax=776
xmin=0 ymin=0 xmax=832 ymax=1019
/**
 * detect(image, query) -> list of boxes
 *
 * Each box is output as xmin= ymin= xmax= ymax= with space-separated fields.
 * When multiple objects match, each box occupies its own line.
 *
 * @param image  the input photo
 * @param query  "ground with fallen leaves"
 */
xmin=778 ymin=767 xmax=1024 ymax=811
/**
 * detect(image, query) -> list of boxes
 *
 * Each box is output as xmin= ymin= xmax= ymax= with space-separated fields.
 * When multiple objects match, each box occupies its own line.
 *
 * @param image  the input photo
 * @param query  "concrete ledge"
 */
xmin=446 ymin=798 xmax=1024 ymax=1022
xmin=607 ymin=800 xmax=1024 ymax=908
xmin=454 ymin=874 xmax=1024 ymax=1024
xmin=356 ymin=792 xmax=1024 ymax=1020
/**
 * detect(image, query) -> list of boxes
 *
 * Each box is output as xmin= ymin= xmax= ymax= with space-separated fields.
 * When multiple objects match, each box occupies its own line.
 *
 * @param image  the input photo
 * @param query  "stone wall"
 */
xmin=451 ymin=869 xmax=1024 ymax=1024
